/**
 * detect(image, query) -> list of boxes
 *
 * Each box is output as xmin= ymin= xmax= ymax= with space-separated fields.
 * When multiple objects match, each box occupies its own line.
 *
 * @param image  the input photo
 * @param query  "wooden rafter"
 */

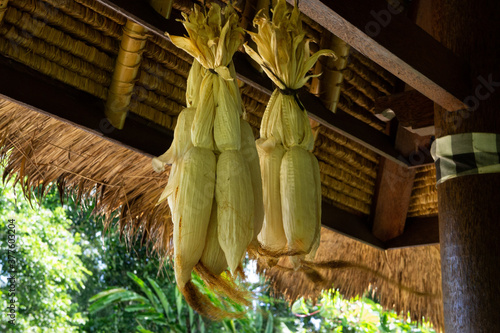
xmin=291 ymin=0 xmax=471 ymax=112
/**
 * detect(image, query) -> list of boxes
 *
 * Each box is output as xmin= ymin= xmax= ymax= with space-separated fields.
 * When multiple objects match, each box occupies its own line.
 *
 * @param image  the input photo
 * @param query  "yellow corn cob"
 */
xmin=240 ymin=119 xmax=264 ymax=239
xmin=216 ymin=149 xmax=254 ymax=273
xmin=256 ymin=137 xmax=287 ymax=252
xmin=173 ymin=146 xmax=216 ymax=288
xmin=200 ymin=201 xmax=228 ymax=276
xmin=280 ymin=145 xmax=319 ymax=255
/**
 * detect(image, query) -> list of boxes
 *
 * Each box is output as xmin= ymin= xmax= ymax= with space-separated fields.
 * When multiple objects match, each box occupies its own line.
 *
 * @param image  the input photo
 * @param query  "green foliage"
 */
xmin=288 ymin=290 xmax=436 ymax=333
xmin=0 ymin=179 xmax=89 ymax=332
xmin=90 ymin=272 xmax=186 ymax=332
xmin=89 ymin=270 xmax=281 ymax=333
xmin=0 ymin=167 xmax=438 ymax=333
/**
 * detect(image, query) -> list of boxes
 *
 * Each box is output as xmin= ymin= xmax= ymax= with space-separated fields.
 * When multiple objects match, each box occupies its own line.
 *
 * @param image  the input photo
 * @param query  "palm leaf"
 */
xmin=125 ymin=304 xmax=156 ymax=312
xmin=147 ymin=277 xmax=172 ymax=322
xmin=89 ymin=288 xmax=127 ymax=302
xmin=127 ymin=272 xmax=162 ymax=313
xmin=264 ymin=311 xmax=274 ymax=333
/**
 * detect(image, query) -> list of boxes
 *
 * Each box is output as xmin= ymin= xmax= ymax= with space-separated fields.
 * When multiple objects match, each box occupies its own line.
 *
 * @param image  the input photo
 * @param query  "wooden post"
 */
xmin=430 ymin=0 xmax=500 ymax=331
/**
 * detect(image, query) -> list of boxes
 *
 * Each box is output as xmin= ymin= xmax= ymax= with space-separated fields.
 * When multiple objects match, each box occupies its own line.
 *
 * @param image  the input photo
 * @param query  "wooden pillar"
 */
xmin=431 ymin=0 xmax=500 ymax=331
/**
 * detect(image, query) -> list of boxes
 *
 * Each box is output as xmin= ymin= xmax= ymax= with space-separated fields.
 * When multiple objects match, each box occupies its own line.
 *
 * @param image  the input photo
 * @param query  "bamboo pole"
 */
xmin=105 ymin=20 xmax=147 ymax=129
xmin=0 ymin=0 xmax=8 ymax=24
xmin=148 ymin=0 xmax=174 ymax=19
xmin=316 ymin=34 xmax=350 ymax=113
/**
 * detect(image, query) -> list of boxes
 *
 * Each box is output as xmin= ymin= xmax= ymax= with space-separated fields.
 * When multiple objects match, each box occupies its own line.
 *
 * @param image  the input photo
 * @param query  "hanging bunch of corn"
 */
xmin=153 ymin=3 xmax=263 ymax=319
xmin=244 ymin=0 xmax=334 ymax=266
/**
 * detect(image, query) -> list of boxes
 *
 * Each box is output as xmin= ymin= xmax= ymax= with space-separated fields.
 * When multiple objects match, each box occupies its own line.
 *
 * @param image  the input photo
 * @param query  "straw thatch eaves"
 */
xmin=0 ymin=0 xmax=441 ymax=330
xmin=260 ymin=227 xmax=443 ymax=329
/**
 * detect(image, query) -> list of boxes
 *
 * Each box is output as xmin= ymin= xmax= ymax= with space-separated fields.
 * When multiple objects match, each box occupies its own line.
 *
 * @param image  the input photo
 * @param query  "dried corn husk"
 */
xmin=168 ymin=4 xmax=243 ymax=74
xmin=186 ymin=60 xmax=205 ymax=107
xmin=280 ymin=146 xmax=319 ymax=254
xmin=156 ymin=107 xmax=195 ymax=205
xmin=172 ymin=146 xmax=215 ymax=287
xmin=240 ymin=118 xmax=264 ymax=239
xmin=244 ymin=0 xmax=333 ymax=261
xmin=244 ymin=1 xmax=335 ymax=91
xmin=200 ymin=202 xmax=228 ymax=276
xmin=256 ymin=137 xmax=287 ymax=252
xmin=216 ymin=149 xmax=254 ymax=272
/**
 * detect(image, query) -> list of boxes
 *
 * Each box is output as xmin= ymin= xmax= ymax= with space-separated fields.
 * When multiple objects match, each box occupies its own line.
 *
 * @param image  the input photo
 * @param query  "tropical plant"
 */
xmin=0 ymin=177 xmax=89 ymax=332
xmin=289 ymin=290 xmax=436 ymax=333
xmin=89 ymin=270 xmax=278 ymax=333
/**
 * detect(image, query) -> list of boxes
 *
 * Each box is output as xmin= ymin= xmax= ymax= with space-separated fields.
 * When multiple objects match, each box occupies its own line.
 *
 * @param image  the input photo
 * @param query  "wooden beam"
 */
xmin=321 ymin=202 xmax=385 ymax=250
xmin=371 ymin=157 xmax=416 ymax=241
xmin=385 ymin=216 xmax=439 ymax=249
xmin=322 ymin=200 xmax=439 ymax=250
xmin=291 ymin=0 xmax=471 ymax=111
xmin=93 ymin=0 xmax=186 ymax=39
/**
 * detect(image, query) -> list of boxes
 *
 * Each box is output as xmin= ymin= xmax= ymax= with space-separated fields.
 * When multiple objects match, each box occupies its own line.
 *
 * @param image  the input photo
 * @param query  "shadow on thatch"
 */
xmin=0 ymin=98 xmax=173 ymax=256
xmin=258 ymin=227 xmax=443 ymax=331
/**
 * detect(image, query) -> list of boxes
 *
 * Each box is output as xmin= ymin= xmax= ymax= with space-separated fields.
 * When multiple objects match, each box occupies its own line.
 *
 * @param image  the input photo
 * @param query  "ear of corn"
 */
xmin=213 ymin=75 xmax=241 ymax=151
xmin=260 ymin=91 xmax=284 ymax=143
xmin=240 ymin=119 xmax=264 ymax=239
xmin=279 ymin=94 xmax=306 ymax=149
xmin=280 ymin=146 xmax=319 ymax=255
xmin=191 ymin=74 xmax=215 ymax=150
xmin=186 ymin=60 xmax=205 ymax=107
xmin=200 ymin=201 xmax=228 ymax=276
xmin=155 ymin=107 xmax=196 ymax=203
xmin=173 ymin=146 xmax=216 ymax=288
xmin=256 ymin=137 xmax=287 ymax=252
xmin=216 ymin=150 xmax=254 ymax=273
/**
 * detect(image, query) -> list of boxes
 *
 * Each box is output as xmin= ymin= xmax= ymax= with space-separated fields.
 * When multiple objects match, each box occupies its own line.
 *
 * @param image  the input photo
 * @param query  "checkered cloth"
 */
xmin=431 ymin=133 xmax=500 ymax=184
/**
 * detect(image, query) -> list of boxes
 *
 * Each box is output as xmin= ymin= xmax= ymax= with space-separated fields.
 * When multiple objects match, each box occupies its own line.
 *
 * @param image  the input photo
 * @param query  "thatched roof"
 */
xmin=0 ymin=98 xmax=173 ymax=255
xmin=259 ymin=227 xmax=443 ymax=330
xmin=0 ymin=0 xmax=441 ymax=329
